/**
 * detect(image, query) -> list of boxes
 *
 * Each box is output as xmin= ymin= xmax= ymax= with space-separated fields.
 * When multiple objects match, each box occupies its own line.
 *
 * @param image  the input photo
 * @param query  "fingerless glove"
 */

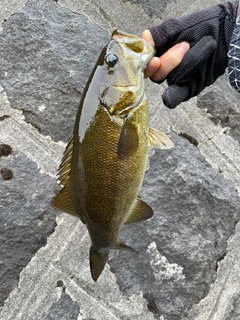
xmin=149 ymin=1 xmax=238 ymax=108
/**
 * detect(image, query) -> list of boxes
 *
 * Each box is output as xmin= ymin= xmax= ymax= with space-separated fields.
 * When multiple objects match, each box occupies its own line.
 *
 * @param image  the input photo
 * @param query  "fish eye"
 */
xmin=105 ymin=54 xmax=118 ymax=67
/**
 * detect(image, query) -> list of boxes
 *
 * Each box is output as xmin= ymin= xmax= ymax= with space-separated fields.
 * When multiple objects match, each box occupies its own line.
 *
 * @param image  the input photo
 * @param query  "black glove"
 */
xmin=149 ymin=1 xmax=238 ymax=108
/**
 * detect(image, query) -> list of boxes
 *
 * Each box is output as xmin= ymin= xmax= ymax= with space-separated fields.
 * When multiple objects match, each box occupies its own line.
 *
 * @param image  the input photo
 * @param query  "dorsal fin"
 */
xmin=124 ymin=198 xmax=153 ymax=224
xmin=51 ymin=135 xmax=77 ymax=216
xmin=148 ymin=127 xmax=174 ymax=149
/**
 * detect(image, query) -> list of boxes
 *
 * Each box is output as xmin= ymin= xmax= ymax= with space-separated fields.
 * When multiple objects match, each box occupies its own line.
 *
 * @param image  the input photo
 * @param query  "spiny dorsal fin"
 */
xmin=148 ymin=127 xmax=174 ymax=149
xmin=117 ymin=116 xmax=139 ymax=160
xmin=57 ymin=134 xmax=74 ymax=176
xmin=124 ymin=198 xmax=153 ymax=224
xmin=51 ymin=135 xmax=77 ymax=216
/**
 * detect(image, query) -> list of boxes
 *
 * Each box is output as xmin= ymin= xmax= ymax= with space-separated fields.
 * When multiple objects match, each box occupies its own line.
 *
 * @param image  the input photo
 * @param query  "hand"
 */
xmin=142 ymin=30 xmax=190 ymax=81
xmin=144 ymin=1 xmax=238 ymax=108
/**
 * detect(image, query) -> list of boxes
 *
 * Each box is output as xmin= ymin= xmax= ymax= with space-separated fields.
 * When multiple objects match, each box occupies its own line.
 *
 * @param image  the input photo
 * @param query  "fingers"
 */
xmin=144 ymin=56 xmax=161 ymax=79
xmin=167 ymin=36 xmax=216 ymax=85
xmin=141 ymin=29 xmax=155 ymax=47
xmin=141 ymin=30 xmax=160 ymax=78
xmin=152 ymin=42 xmax=190 ymax=81
xmin=162 ymin=84 xmax=191 ymax=109
xmin=142 ymin=30 xmax=190 ymax=81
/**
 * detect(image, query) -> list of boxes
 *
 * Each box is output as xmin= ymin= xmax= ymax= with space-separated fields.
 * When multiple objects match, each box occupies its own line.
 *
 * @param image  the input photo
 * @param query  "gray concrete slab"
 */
xmin=1 ymin=0 xmax=240 ymax=319
xmin=0 ymin=0 xmax=27 ymax=31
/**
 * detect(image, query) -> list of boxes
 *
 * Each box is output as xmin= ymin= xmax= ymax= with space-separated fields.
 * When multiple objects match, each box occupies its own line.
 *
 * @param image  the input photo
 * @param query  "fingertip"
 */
xmin=142 ymin=29 xmax=155 ymax=47
xmin=148 ymin=57 xmax=161 ymax=71
xmin=177 ymin=41 xmax=190 ymax=54
xmin=152 ymin=42 xmax=190 ymax=81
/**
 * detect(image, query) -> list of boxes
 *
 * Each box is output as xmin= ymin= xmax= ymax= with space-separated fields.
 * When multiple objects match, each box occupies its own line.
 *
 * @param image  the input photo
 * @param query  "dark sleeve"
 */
xmin=228 ymin=1 xmax=240 ymax=91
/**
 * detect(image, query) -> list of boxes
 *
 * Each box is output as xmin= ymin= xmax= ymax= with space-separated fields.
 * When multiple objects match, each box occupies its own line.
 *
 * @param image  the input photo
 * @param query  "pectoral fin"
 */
xmin=117 ymin=117 xmax=139 ymax=160
xmin=149 ymin=127 xmax=174 ymax=149
xmin=124 ymin=198 xmax=153 ymax=224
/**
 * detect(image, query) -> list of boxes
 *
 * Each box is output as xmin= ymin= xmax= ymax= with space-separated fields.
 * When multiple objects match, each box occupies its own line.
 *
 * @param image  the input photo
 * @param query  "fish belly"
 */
xmin=73 ymin=103 xmax=148 ymax=231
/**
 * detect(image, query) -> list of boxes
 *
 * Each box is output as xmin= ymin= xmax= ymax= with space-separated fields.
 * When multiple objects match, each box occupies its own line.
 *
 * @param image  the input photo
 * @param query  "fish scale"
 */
xmin=79 ymin=104 xmax=148 ymax=225
xmin=52 ymin=30 xmax=174 ymax=281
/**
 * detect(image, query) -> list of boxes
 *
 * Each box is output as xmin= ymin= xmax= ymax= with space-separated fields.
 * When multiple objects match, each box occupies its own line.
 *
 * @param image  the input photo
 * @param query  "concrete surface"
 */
xmin=1 ymin=0 xmax=240 ymax=319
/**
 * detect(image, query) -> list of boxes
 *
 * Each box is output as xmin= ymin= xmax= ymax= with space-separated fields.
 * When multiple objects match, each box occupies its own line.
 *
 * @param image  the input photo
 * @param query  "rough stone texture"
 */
xmin=0 ymin=0 xmax=109 ymax=142
xmin=197 ymin=73 xmax=240 ymax=144
xmin=1 ymin=0 xmax=240 ymax=319
xmin=42 ymin=290 xmax=79 ymax=320
xmin=0 ymin=0 xmax=26 ymax=31
xmin=182 ymin=222 xmax=240 ymax=320
xmin=0 ymin=147 xmax=57 ymax=306
xmin=226 ymin=296 xmax=240 ymax=320
xmin=120 ymin=0 xmax=174 ymax=18
xmin=0 ymin=214 xmax=155 ymax=320
xmin=108 ymin=131 xmax=240 ymax=319
xmin=58 ymin=0 xmax=160 ymax=35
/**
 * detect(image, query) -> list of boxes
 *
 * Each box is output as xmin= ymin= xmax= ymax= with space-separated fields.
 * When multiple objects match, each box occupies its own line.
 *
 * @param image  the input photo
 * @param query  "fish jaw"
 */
xmin=111 ymin=29 xmax=155 ymax=69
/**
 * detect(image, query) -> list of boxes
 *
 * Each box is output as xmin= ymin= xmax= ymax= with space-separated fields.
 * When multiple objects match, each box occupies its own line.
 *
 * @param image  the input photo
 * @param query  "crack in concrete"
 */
xmin=178 ymin=131 xmax=199 ymax=146
xmin=88 ymin=0 xmax=116 ymax=29
xmin=0 ymin=115 xmax=10 ymax=121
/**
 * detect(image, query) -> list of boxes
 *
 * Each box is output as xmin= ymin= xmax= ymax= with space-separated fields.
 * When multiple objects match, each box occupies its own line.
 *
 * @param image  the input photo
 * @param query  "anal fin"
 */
xmin=124 ymin=198 xmax=153 ymax=224
xmin=114 ymin=242 xmax=138 ymax=253
xmin=51 ymin=187 xmax=77 ymax=216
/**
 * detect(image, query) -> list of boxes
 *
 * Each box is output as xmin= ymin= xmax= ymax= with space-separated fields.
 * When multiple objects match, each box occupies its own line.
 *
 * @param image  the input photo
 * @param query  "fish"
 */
xmin=51 ymin=30 xmax=174 ymax=281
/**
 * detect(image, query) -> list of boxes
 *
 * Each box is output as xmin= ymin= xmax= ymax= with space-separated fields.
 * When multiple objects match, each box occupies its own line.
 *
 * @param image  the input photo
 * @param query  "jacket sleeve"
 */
xmin=228 ymin=1 xmax=240 ymax=92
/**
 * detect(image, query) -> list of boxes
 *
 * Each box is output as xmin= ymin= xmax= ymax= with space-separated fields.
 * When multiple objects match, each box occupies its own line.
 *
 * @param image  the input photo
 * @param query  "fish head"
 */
xmin=99 ymin=30 xmax=155 ymax=117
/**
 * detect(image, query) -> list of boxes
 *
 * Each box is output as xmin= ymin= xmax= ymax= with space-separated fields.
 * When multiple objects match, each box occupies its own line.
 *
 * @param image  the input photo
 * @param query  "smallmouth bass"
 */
xmin=52 ymin=30 xmax=174 ymax=281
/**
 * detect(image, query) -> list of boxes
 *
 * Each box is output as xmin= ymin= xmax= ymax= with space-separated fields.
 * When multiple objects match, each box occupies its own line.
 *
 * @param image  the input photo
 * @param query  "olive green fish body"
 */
xmin=52 ymin=30 xmax=174 ymax=281
xmin=73 ymin=102 xmax=149 ymax=247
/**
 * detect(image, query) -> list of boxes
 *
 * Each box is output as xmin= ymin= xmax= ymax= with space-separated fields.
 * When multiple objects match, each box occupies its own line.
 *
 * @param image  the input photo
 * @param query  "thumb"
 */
xmin=167 ymin=35 xmax=216 ymax=84
xmin=162 ymin=83 xmax=190 ymax=108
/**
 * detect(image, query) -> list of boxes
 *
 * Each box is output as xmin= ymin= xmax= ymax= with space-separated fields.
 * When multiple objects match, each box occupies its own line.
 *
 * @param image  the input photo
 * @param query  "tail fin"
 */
xmin=89 ymin=246 xmax=110 ymax=282
xmin=89 ymin=242 xmax=137 ymax=281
